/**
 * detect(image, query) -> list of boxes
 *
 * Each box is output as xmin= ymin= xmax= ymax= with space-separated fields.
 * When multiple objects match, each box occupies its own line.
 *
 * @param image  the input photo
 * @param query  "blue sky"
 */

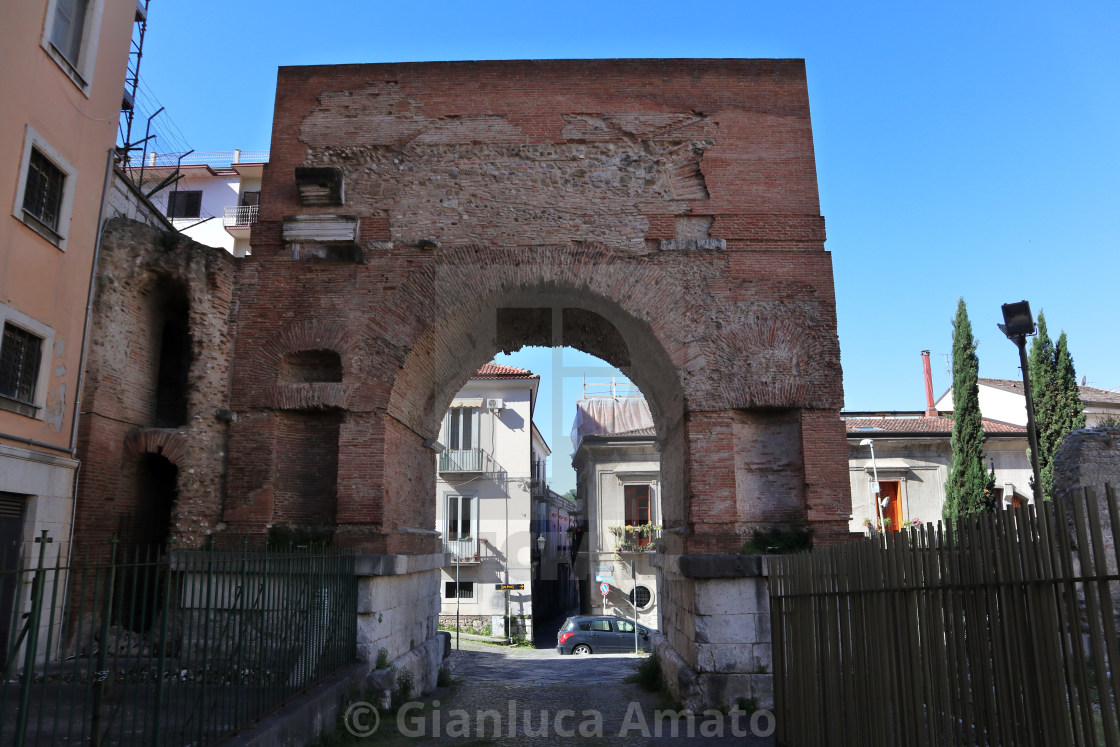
xmin=137 ymin=1 xmax=1119 ymax=489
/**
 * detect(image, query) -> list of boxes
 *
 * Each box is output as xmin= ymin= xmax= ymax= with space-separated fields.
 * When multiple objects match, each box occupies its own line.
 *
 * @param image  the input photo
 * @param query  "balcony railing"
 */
xmin=439 ymin=448 xmax=501 ymax=474
xmin=223 ymin=204 xmax=259 ymax=228
xmin=136 ymin=150 xmax=270 ymax=168
xmin=444 ymin=537 xmax=481 ymax=563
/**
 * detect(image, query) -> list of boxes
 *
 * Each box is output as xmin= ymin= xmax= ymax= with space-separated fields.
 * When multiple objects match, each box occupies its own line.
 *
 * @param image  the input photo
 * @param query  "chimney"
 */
xmin=922 ymin=350 xmax=937 ymax=416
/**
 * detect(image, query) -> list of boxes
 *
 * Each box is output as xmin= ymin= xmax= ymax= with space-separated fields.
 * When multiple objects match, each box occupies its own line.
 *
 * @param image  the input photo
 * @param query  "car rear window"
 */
xmin=560 ymin=619 xmax=575 ymax=632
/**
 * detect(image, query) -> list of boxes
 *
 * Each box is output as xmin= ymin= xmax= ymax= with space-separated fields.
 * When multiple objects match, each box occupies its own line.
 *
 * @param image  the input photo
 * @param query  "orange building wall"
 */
xmin=0 ymin=0 xmax=136 ymax=451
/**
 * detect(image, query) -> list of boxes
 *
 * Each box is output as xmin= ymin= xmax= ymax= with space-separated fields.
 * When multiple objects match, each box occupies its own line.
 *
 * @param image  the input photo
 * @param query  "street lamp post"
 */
xmin=998 ymin=300 xmax=1044 ymax=505
xmin=535 ymin=534 xmax=545 ymax=621
xmin=859 ymin=438 xmax=886 ymax=541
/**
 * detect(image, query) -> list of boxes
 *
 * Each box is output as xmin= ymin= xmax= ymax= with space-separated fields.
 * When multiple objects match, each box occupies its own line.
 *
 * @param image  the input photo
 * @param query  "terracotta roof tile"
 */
xmin=474 ymin=363 xmax=538 ymax=379
xmin=844 ymin=415 xmax=1025 ymax=435
xmin=978 ymin=378 xmax=1024 ymax=394
xmin=980 ymin=377 xmax=1120 ymax=406
xmin=1079 ymin=385 xmax=1120 ymax=405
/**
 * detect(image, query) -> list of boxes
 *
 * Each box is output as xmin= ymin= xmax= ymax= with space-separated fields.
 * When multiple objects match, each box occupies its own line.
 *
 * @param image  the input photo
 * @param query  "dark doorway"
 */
xmin=154 ymin=292 xmax=191 ymax=428
xmin=0 ymin=493 xmax=23 ymax=668
xmin=115 ymin=455 xmax=177 ymax=632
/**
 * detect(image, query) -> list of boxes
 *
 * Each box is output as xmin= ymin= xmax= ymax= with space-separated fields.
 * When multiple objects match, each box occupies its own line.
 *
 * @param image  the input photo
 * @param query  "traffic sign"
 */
xmin=600 ymin=582 xmax=610 ymax=596
xmin=495 ymin=584 xmax=524 ymax=591
xmin=594 ymin=564 xmax=614 ymax=583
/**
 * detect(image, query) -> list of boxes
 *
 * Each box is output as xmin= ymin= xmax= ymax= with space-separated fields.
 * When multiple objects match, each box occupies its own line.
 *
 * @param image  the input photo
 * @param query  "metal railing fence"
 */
xmin=438 ymin=447 xmax=501 ymax=474
xmin=770 ymin=484 xmax=1120 ymax=747
xmin=0 ymin=537 xmax=356 ymax=746
xmin=222 ymin=205 xmax=259 ymax=227
xmin=443 ymin=538 xmax=481 ymax=562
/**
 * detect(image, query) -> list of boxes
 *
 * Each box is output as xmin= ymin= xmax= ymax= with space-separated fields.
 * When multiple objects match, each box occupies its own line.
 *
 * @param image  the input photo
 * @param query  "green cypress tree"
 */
xmin=1027 ymin=313 xmax=1056 ymax=497
xmin=1038 ymin=332 xmax=1086 ymax=495
xmin=944 ymin=299 xmax=996 ymax=521
xmin=1027 ymin=313 xmax=1085 ymax=499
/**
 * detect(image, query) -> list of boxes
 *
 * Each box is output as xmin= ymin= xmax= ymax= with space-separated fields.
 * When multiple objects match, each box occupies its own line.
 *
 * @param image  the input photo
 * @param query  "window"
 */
xmin=629 ymin=585 xmax=653 ymax=609
xmin=240 ymin=191 xmax=260 ymax=207
xmin=447 ymin=407 xmax=478 ymax=451
xmin=624 ymin=485 xmax=651 ymax=526
xmin=0 ymin=306 xmax=53 ymax=419
xmin=445 ymin=494 xmax=475 ymax=540
xmin=23 ymin=150 xmax=66 ymax=231
xmin=591 ymin=620 xmax=612 ymax=632
xmin=49 ymin=0 xmax=89 ymax=66
xmin=167 ymin=191 xmax=202 ymax=219
xmin=12 ymin=128 xmax=76 ymax=248
xmin=444 ymin=581 xmax=474 ymax=599
xmin=42 ymin=0 xmax=104 ymax=90
xmin=0 ymin=324 xmax=44 ymax=406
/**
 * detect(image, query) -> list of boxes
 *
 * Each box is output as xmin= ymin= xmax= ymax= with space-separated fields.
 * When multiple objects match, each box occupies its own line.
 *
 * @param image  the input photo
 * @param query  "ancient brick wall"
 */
xmin=227 ymin=59 xmax=849 ymax=553
xmin=74 ymin=218 xmax=236 ymax=549
xmin=1053 ymin=426 xmax=1120 ymax=617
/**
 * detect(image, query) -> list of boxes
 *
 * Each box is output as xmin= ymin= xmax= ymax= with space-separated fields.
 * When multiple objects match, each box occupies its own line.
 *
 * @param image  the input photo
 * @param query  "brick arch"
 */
xmin=123 ymin=428 xmax=190 ymax=465
xmin=245 ymin=320 xmax=352 ymax=383
xmin=239 ymin=320 xmax=354 ymax=409
xmin=383 ymin=244 xmax=707 ymax=438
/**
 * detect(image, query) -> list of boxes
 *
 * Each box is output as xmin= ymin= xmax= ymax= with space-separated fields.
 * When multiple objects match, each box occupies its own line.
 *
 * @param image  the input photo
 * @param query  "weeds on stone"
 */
xmin=375 ymin=647 xmax=389 ymax=670
xmin=624 ymin=652 xmax=663 ymax=692
xmin=737 ymin=696 xmax=759 ymax=715
xmin=391 ymin=669 xmax=414 ymax=710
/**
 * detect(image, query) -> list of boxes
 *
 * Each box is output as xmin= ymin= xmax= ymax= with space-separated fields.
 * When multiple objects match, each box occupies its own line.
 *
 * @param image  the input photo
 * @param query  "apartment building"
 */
xmin=436 ymin=363 xmax=550 ymax=639
xmin=570 ymin=389 xmax=661 ymax=629
xmin=1 ymin=0 xmax=138 ymax=555
xmin=131 ymin=149 xmax=266 ymax=257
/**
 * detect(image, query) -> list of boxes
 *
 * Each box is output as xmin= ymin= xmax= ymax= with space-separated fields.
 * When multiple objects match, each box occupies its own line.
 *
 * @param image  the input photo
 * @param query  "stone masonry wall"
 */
xmin=229 ymin=59 xmax=850 ymax=558
xmin=75 ymin=217 xmax=236 ymax=548
xmin=1053 ymin=426 xmax=1120 ymax=621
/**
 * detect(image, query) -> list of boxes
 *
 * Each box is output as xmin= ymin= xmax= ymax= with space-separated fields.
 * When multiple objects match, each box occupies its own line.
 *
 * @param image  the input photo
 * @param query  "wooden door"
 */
xmin=881 ymin=481 xmax=902 ymax=531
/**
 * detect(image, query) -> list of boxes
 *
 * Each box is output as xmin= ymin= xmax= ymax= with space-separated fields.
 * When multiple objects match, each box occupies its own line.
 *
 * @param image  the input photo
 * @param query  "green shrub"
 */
xmin=437 ymin=664 xmax=452 ymax=687
xmin=391 ymin=669 xmax=414 ymax=709
xmin=737 ymin=696 xmax=759 ymax=714
xmin=740 ymin=527 xmax=812 ymax=555
xmin=375 ymin=647 xmax=389 ymax=670
xmin=624 ymin=652 xmax=663 ymax=693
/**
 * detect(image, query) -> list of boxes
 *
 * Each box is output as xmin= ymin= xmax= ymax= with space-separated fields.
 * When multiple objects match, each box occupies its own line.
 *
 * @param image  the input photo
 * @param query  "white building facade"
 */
xmin=130 ymin=149 xmax=265 ymax=256
xmin=571 ymin=394 xmax=661 ymax=630
xmin=435 ymin=363 xmax=546 ymax=639
xmin=845 ymin=413 xmax=1030 ymax=535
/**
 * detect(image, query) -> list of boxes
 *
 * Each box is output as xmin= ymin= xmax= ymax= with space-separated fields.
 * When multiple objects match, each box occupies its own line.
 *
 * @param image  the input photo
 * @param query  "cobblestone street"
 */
xmin=378 ymin=618 xmax=776 ymax=746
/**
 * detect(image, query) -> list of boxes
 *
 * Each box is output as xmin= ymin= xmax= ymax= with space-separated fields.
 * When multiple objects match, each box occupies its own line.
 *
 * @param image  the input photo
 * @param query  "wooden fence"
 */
xmin=770 ymin=484 xmax=1120 ymax=747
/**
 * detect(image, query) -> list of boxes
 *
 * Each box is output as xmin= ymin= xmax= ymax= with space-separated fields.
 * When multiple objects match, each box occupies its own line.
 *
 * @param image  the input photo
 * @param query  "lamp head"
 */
xmin=999 ymin=301 xmax=1035 ymax=338
xmin=859 ymin=438 xmax=874 ymax=447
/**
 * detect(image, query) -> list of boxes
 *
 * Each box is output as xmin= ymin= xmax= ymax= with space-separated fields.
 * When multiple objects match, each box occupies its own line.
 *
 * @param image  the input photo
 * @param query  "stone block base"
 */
xmin=652 ymin=553 xmax=775 ymax=713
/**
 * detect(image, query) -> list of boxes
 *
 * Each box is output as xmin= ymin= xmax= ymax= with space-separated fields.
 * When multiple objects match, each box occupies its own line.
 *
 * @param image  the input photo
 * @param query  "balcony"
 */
xmin=444 ymin=537 xmax=481 ymax=564
xmin=439 ymin=448 xmax=501 ymax=475
xmin=530 ymin=459 xmax=548 ymax=498
xmin=223 ymin=204 xmax=259 ymax=233
xmin=608 ymin=524 xmax=661 ymax=554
